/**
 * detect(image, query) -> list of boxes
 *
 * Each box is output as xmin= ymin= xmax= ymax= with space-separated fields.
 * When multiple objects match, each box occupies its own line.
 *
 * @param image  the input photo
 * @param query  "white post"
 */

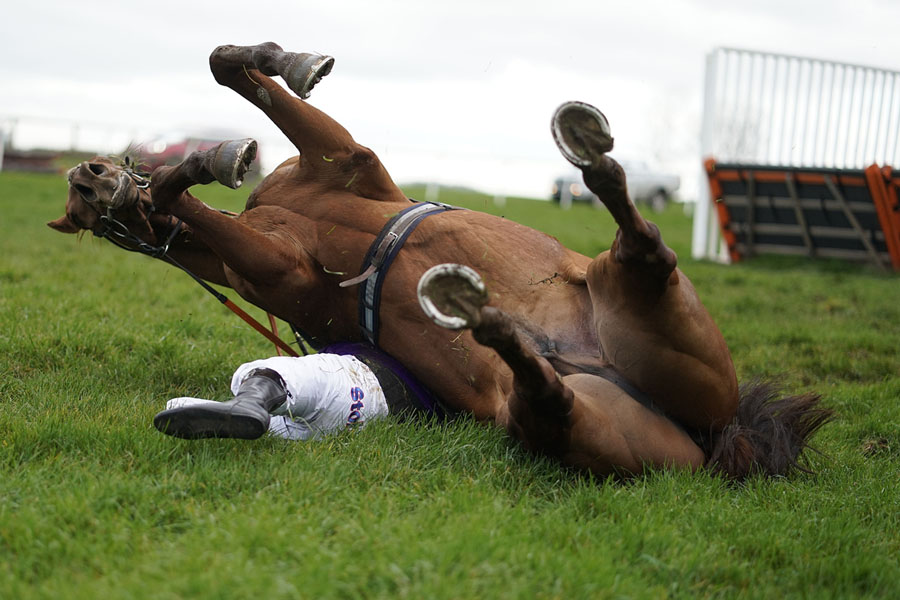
xmin=70 ymin=123 xmax=80 ymax=152
xmin=560 ymin=183 xmax=573 ymax=210
xmin=692 ymin=50 xmax=722 ymax=260
xmin=425 ymin=182 xmax=440 ymax=203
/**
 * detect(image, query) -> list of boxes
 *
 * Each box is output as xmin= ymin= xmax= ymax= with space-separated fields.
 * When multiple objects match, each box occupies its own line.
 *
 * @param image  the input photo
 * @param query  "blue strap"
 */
xmin=356 ymin=201 xmax=458 ymax=347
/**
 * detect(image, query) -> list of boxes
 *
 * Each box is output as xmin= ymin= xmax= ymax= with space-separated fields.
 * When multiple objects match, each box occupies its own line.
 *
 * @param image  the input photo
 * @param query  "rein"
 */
xmin=93 ymin=203 xmax=301 ymax=358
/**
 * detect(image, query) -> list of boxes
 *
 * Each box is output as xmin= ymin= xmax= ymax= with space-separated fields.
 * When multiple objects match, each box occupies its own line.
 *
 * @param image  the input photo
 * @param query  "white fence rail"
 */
xmin=0 ymin=114 xmax=157 ymax=173
xmin=693 ymin=47 xmax=900 ymax=260
xmin=0 ymin=115 xmax=557 ymax=199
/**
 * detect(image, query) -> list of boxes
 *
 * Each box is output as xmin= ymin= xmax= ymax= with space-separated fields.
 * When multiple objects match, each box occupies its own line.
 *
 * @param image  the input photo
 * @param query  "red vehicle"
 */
xmin=136 ymin=134 xmax=261 ymax=172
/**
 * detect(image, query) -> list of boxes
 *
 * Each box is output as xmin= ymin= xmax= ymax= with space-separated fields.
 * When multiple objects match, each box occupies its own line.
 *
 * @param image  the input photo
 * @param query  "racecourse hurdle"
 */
xmin=694 ymin=47 xmax=900 ymax=270
xmin=704 ymin=160 xmax=900 ymax=271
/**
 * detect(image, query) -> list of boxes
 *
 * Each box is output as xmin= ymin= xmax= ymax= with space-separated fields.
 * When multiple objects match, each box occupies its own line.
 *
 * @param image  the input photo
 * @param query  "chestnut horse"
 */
xmin=48 ymin=42 xmax=831 ymax=479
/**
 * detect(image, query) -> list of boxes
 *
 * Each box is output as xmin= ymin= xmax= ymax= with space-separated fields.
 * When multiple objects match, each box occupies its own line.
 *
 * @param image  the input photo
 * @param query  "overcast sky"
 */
xmin=4 ymin=0 xmax=900 ymax=199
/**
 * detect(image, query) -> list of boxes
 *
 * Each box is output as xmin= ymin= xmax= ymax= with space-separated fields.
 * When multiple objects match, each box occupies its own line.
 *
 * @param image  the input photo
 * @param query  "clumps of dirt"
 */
xmin=860 ymin=437 xmax=892 ymax=457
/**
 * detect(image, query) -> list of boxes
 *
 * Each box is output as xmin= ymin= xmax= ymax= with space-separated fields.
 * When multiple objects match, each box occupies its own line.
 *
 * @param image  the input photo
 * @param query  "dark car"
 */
xmin=551 ymin=175 xmax=599 ymax=205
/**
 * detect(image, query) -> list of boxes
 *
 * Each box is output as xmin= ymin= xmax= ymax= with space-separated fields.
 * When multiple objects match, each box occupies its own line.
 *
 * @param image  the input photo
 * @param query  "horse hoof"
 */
xmin=551 ymin=101 xmax=614 ymax=168
xmin=285 ymin=53 xmax=335 ymax=99
xmin=210 ymin=139 xmax=257 ymax=189
xmin=417 ymin=264 xmax=488 ymax=330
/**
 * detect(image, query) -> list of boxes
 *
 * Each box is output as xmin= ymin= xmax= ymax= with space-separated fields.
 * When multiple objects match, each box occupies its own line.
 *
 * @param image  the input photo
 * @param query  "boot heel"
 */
xmin=153 ymin=404 xmax=269 ymax=439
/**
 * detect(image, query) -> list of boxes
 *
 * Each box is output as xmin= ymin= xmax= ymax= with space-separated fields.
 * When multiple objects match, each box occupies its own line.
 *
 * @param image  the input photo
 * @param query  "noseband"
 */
xmin=77 ymin=168 xmax=183 ymax=259
xmin=96 ymin=209 xmax=183 ymax=260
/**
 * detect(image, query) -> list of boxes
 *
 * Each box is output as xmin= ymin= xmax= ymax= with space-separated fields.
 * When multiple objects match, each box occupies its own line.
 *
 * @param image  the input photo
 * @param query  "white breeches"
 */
xmin=168 ymin=353 xmax=389 ymax=441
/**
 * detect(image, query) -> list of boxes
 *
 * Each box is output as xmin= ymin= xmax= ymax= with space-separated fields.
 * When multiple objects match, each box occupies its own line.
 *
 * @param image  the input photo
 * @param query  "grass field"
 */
xmin=1 ymin=170 xmax=899 ymax=598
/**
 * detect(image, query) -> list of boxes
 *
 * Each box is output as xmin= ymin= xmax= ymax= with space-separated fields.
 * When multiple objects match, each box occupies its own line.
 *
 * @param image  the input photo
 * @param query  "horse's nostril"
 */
xmin=88 ymin=163 xmax=106 ymax=176
xmin=74 ymin=183 xmax=96 ymax=203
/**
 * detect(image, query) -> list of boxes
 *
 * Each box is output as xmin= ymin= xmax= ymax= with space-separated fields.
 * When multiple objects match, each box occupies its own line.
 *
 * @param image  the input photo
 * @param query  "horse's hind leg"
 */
xmin=208 ymin=42 xmax=341 ymax=157
xmin=552 ymin=101 xmax=739 ymax=431
xmin=417 ymin=264 xmax=705 ymax=476
xmin=207 ymin=43 xmax=404 ymax=201
xmin=418 ymin=264 xmax=575 ymax=455
xmin=475 ymin=308 xmax=577 ymax=456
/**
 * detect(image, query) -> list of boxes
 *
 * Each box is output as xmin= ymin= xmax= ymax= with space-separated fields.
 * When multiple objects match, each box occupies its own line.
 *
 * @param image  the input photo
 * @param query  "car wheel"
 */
xmin=650 ymin=190 xmax=668 ymax=213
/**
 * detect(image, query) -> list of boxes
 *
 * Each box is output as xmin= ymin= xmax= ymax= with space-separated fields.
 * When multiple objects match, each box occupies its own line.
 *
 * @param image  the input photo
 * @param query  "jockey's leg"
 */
xmin=417 ymin=264 xmax=705 ymax=477
xmin=154 ymin=355 xmax=389 ymax=441
xmin=552 ymin=102 xmax=738 ymax=431
xmin=207 ymin=43 xmax=404 ymax=201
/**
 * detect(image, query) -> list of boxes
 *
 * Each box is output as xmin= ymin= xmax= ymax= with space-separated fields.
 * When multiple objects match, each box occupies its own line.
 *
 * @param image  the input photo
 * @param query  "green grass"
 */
xmin=2 ymin=171 xmax=899 ymax=598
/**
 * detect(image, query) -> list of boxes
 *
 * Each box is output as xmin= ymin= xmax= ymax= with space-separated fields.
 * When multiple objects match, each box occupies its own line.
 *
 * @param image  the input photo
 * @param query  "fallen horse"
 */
xmin=48 ymin=42 xmax=831 ymax=479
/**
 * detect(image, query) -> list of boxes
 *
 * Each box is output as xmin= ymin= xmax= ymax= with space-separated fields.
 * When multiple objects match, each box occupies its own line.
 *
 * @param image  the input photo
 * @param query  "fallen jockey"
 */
xmin=153 ymin=344 xmax=452 ymax=440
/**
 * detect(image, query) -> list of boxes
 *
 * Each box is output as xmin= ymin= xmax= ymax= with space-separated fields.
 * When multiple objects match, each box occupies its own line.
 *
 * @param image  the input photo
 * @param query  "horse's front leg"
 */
xmin=152 ymin=138 xmax=257 ymax=197
xmin=552 ymin=101 xmax=739 ymax=431
xmin=150 ymin=143 xmax=311 ymax=288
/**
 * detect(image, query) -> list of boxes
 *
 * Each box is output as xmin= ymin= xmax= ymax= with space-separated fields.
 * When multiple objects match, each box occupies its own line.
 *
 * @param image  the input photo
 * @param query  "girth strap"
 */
xmin=345 ymin=200 xmax=460 ymax=347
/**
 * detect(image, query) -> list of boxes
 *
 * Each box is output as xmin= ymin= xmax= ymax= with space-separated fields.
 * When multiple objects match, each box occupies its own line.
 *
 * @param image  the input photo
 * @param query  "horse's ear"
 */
xmin=47 ymin=215 xmax=80 ymax=234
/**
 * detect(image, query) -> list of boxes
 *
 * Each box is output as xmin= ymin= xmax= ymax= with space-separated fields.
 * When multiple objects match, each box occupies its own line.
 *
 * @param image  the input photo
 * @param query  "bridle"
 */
xmin=80 ymin=169 xmax=188 ymax=260
xmin=96 ymin=205 xmax=185 ymax=261
xmin=90 ymin=168 xmax=182 ymax=257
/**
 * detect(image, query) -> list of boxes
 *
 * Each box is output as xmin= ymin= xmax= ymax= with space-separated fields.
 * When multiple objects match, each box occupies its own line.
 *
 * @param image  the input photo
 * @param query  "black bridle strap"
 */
xmin=95 ymin=212 xmax=300 ymax=357
xmin=98 ymin=213 xmax=183 ymax=259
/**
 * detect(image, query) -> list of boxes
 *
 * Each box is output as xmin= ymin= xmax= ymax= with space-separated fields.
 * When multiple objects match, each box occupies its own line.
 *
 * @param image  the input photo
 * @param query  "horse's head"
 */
xmin=48 ymin=156 xmax=157 ymax=242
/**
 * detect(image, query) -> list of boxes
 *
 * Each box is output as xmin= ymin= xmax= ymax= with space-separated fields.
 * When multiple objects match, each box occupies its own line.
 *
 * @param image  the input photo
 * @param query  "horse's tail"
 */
xmin=703 ymin=379 xmax=834 ymax=481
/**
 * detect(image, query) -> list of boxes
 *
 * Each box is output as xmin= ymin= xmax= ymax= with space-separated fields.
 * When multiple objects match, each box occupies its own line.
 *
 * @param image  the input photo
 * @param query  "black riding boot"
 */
xmin=153 ymin=368 xmax=288 ymax=440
